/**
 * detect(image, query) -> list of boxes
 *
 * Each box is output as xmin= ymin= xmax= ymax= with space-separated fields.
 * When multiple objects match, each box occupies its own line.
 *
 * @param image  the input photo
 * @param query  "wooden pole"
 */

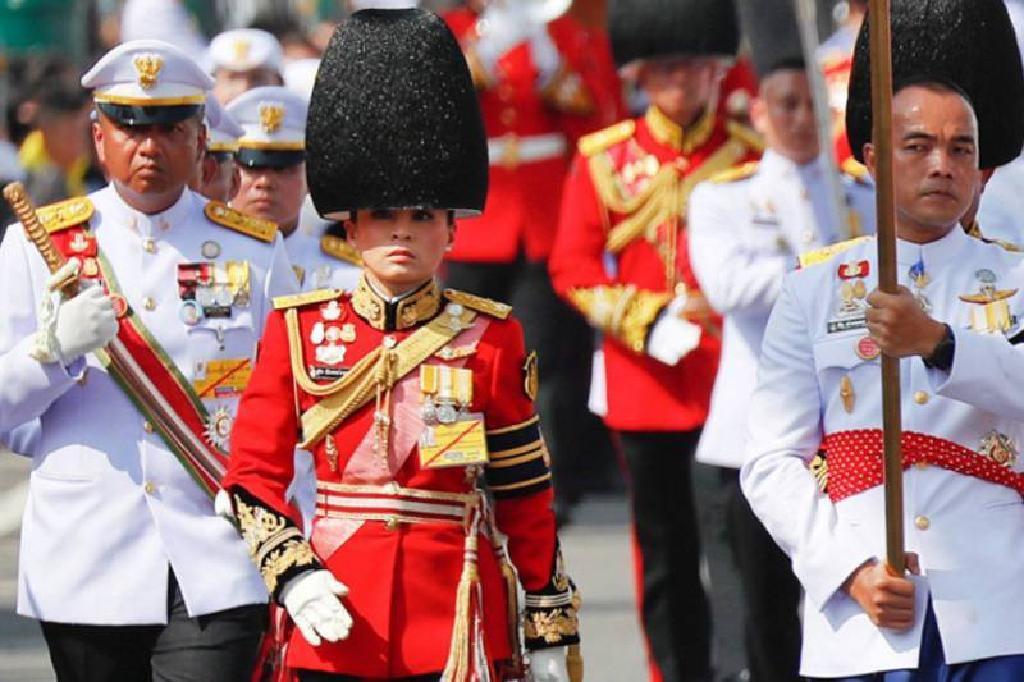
xmin=867 ymin=0 xmax=905 ymax=574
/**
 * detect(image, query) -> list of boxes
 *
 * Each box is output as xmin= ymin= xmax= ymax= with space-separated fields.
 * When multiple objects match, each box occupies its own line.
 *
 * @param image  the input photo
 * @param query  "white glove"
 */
xmin=280 ymin=569 xmax=353 ymax=646
xmin=475 ymin=1 xmax=531 ymax=74
xmin=214 ymin=489 xmax=234 ymax=520
xmin=531 ymin=647 xmax=570 ymax=682
xmin=527 ymin=22 xmax=562 ymax=86
xmin=54 ymin=286 xmax=118 ymax=363
xmin=646 ymin=296 xmax=702 ymax=366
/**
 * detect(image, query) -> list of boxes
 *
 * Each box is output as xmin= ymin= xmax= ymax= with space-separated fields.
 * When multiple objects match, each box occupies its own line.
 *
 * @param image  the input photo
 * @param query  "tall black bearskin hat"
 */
xmin=306 ymin=0 xmax=488 ymax=219
xmin=846 ymin=0 xmax=1024 ymax=169
xmin=609 ymin=0 xmax=740 ymax=67
xmin=737 ymin=0 xmax=804 ymax=79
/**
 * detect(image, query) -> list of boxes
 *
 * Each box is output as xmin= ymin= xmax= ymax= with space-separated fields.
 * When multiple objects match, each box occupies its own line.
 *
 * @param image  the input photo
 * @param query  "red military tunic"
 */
xmin=550 ymin=105 xmax=762 ymax=432
xmin=443 ymin=8 xmax=624 ymax=263
xmin=224 ymin=279 xmax=577 ymax=678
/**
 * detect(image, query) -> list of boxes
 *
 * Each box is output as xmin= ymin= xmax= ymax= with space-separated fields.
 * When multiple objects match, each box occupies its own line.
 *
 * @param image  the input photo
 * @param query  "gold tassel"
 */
xmin=441 ymin=522 xmax=480 ymax=682
xmin=567 ymin=643 xmax=584 ymax=682
xmin=500 ymin=552 xmax=526 ymax=678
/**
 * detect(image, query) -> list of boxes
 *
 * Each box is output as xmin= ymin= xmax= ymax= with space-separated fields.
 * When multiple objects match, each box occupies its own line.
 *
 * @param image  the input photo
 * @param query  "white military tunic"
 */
xmin=689 ymin=150 xmax=876 ymax=468
xmin=741 ymin=227 xmax=1024 ymax=677
xmin=285 ymin=204 xmax=361 ymax=293
xmin=0 ymin=184 xmax=297 ymax=624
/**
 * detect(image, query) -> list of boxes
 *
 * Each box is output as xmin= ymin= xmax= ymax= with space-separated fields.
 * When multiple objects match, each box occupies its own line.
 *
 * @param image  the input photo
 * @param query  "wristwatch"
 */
xmin=922 ymin=324 xmax=955 ymax=371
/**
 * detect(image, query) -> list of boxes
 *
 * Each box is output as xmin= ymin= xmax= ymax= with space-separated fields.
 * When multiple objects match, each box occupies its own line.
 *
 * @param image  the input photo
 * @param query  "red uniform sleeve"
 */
xmin=482 ymin=317 xmax=580 ymax=650
xmin=550 ymin=152 xmax=671 ymax=354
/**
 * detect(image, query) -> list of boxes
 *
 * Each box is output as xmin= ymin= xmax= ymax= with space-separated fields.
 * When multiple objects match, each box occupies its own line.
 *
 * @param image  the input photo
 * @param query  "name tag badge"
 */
xmin=419 ymin=413 xmax=489 ymax=469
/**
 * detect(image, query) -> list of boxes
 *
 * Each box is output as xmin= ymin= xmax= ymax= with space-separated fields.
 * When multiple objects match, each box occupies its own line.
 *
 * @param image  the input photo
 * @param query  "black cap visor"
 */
xmin=96 ymin=102 xmax=202 ymax=126
xmin=235 ymin=148 xmax=305 ymax=169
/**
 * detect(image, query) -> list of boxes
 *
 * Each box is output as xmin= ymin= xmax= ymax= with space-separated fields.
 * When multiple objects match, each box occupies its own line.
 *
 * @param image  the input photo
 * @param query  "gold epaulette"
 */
xmin=709 ymin=161 xmax=759 ymax=184
xmin=320 ymin=235 xmax=363 ymax=267
xmin=578 ymin=120 xmax=636 ymax=158
xmin=983 ymin=237 xmax=1023 ymax=253
xmin=204 ymin=201 xmax=277 ymax=243
xmin=272 ymin=289 xmax=343 ymax=310
xmin=798 ymin=236 xmax=871 ymax=269
xmin=443 ymin=289 xmax=512 ymax=320
xmin=726 ymin=120 xmax=765 ymax=154
xmin=37 ymin=197 xmax=94 ymax=233
xmin=841 ymin=158 xmax=871 ymax=185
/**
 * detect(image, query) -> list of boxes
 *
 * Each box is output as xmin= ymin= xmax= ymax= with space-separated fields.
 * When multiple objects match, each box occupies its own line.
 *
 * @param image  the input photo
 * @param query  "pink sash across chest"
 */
xmin=311 ymin=317 xmax=491 ymax=560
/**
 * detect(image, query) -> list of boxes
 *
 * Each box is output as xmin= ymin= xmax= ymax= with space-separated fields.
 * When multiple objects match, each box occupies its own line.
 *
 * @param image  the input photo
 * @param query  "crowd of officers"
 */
xmin=5 ymin=0 xmax=1024 ymax=681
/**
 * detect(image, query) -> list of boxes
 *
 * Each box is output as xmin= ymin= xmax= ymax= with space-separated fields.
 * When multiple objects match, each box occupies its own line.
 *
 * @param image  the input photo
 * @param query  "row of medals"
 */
xmin=310 ymin=300 xmax=355 ymax=366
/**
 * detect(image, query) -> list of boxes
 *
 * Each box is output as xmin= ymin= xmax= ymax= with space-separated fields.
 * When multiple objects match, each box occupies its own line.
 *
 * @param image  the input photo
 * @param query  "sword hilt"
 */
xmin=3 ymin=181 xmax=78 ymax=296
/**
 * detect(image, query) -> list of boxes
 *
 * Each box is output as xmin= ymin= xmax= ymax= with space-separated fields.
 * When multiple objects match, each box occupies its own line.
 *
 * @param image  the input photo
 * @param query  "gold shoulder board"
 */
xmin=38 ymin=197 xmax=94 ymax=233
xmin=726 ymin=120 xmax=765 ymax=154
xmin=983 ymin=237 xmax=1023 ymax=253
xmin=204 ymin=201 xmax=277 ymax=243
xmin=273 ymin=289 xmax=343 ymax=310
xmin=798 ymin=236 xmax=871 ymax=269
xmin=578 ymin=120 xmax=636 ymax=158
xmin=841 ymin=158 xmax=871 ymax=185
xmin=710 ymin=161 xmax=759 ymax=184
xmin=443 ymin=289 xmax=512 ymax=320
xmin=320 ymin=235 xmax=363 ymax=267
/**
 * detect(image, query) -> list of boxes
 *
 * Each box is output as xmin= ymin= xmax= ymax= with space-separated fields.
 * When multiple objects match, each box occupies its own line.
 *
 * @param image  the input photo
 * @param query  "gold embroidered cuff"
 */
xmin=232 ymin=488 xmax=320 ymax=599
xmin=523 ymin=603 xmax=580 ymax=649
xmin=568 ymin=285 xmax=671 ymax=354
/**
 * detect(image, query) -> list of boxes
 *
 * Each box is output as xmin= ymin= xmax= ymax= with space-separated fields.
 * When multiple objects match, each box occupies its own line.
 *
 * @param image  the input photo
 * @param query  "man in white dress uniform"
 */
xmin=0 ymin=40 xmax=297 ymax=681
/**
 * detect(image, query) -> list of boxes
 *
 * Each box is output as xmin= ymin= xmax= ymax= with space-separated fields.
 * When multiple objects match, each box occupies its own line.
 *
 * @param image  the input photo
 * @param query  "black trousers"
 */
xmin=620 ymin=429 xmax=712 ymax=682
xmin=444 ymin=258 xmax=616 ymax=504
xmin=723 ymin=471 xmax=802 ymax=682
xmin=40 ymin=571 xmax=267 ymax=682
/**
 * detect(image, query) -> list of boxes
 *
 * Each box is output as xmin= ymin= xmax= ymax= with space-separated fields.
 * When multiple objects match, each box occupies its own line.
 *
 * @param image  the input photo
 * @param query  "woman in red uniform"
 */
xmin=223 ymin=3 xmax=579 ymax=681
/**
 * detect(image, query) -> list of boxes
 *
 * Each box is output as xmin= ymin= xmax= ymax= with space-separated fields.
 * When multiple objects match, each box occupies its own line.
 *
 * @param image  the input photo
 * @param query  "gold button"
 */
xmin=384 ymin=516 xmax=399 ymax=531
xmin=914 ymin=391 xmax=929 ymax=405
xmin=143 ymin=420 xmax=153 ymax=433
xmin=915 ymin=515 xmax=930 ymax=530
xmin=144 ymin=481 xmax=156 ymax=494
xmin=143 ymin=297 xmax=156 ymax=311
xmin=915 ymin=461 xmax=929 ymax=470
xmin=143 ymin=238 xmax=156 ymax=254
xmin=500 ymin=108 xmax=516 ymax=126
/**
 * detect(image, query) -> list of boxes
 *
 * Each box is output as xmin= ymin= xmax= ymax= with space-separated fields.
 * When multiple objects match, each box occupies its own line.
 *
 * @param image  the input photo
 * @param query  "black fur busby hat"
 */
xmin=609 ymin=0 xmax=740 ymax=67
xmin=306 ymin=1 xmax=488 ymax=219
xmin=737 ymin=0 xmax=804 ymax=78
xmin=846 ymin=0 xmax=1024 ymax=169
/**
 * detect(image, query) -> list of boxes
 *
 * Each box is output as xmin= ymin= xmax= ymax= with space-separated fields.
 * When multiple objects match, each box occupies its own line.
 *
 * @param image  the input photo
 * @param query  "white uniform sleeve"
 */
xmin=740 ymin=278 xmax=874 ymax=610
xmin=0 ymin=227 xmax=80 ymax=431
xmin=688 ymin=182 xmax=791 ymax=315
xmin=928 ymin=326 xmax=1024 ymax=419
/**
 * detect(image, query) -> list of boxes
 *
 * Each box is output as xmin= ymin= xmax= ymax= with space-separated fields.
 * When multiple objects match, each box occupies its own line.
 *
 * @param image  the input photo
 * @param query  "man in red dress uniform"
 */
xmin=550 ymin=0 xmax=761 ymax=680
xmin=442 ymin=0 xmax=624 ymax=518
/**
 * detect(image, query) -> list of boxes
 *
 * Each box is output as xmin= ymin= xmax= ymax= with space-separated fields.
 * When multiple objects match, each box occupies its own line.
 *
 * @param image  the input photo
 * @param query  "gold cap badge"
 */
xmin=259 ymin=102 xmax=284 ymax=134
xmin=233 ymin=39 xmax=251 ymax=63
xmin=133 ymin=54 xmax=164 ymax=90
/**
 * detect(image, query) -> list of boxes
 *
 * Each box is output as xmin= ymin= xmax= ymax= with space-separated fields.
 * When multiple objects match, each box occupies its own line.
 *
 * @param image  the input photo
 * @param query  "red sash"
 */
xmin=51 ymin=225 xmax=228 ymax=497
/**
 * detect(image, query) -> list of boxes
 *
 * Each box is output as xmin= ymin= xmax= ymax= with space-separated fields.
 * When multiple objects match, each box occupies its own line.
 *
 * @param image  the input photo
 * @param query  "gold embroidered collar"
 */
xmin=645 ymin=104 xmax=715 ymax=155
xmin=352 ymin=276 xmax=442 ymax=331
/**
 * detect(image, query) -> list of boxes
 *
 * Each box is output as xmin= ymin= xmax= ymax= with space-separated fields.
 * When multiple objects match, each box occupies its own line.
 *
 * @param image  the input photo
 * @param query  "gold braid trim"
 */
xmin=235 ymin=497 xmax=317 ymax=594
xmin=590 ymin=136 xmax=752 ymax=254
xmin=567 ymin=285 xmax=671 ymax=354
xmin=298 ymin=306 xmax=478 ymax=447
